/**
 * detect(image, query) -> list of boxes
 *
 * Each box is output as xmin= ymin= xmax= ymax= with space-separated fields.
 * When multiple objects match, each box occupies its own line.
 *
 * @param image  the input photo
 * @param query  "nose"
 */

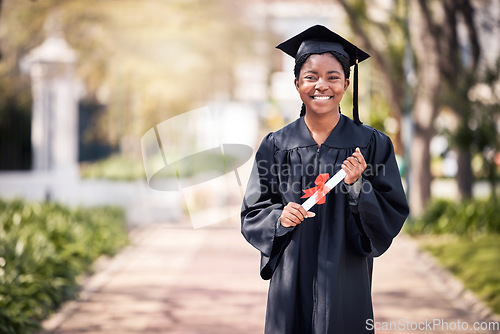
xmin=315 ymin=77 xmax=328 ymax=91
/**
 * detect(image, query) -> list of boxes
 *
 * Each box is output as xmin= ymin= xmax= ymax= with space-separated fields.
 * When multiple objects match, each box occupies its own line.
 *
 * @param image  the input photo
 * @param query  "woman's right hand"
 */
xmin=279 ymin=202 xmax=316 ymax=228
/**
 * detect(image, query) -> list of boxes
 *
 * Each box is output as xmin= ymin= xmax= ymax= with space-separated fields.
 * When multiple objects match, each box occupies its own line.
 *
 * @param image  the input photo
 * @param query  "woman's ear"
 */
xmin=344 ymin=78 xmax=350 ymax=92
xmin=294 ymin=77 xmax=300 ymax=91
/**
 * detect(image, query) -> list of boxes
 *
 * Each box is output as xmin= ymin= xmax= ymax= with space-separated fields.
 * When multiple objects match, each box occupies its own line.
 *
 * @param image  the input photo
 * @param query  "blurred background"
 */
xmin=0 ymin=0 xmax=499 ymax=333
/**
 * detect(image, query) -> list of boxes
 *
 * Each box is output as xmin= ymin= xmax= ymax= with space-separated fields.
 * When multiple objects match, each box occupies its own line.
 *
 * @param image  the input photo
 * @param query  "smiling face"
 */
xmin=294 ymin=53 xmax=350 ymax=116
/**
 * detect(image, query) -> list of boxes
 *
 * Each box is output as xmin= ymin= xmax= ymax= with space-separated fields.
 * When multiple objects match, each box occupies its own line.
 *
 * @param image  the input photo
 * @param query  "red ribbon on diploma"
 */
xmin=301 ymin=173 xmax=330 ymax=205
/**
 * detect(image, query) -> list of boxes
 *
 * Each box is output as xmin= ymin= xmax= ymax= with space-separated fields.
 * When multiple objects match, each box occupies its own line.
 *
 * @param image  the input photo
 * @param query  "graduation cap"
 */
xmin=276 ymin=25 xmax=370 ymax=125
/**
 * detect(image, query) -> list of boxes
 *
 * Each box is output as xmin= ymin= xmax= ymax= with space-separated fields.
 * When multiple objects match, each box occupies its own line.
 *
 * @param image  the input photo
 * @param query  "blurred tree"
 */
xmin=335 ymin=0 xmax=406 ymax=155
xmin=450 ymin=59 xmax=500 ymax=203
xmin=406 ymin=0 xmax=441 ymax=216
xmin=433 ymin=0 xmax=481 ymax=200
xmin=0 ymin=0 xmax=254 ymax=158
xmin=336 ymin=0 xmax=499 ymax=215
xmin=0 ymin=0 xmax=35 ymax=170
xmin=409 ymin=0 xmax=499 ymax=203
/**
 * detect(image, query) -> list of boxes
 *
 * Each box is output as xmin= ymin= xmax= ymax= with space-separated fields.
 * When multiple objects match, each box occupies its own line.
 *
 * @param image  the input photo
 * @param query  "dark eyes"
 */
xmin=303 ymin=76 xmax=340 ymax=80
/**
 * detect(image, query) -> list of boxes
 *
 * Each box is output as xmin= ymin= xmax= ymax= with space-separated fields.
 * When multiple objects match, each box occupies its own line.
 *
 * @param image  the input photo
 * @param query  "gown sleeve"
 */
xmin=351 ymin=130 xmax=410 ymax=257
xmin=241 ymin=133 xmax=289 ymax=280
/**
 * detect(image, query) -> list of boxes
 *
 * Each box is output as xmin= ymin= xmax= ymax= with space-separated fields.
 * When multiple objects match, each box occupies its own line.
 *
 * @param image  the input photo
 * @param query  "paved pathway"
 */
xmin=41 ymin=222 xmax=499 ymax=334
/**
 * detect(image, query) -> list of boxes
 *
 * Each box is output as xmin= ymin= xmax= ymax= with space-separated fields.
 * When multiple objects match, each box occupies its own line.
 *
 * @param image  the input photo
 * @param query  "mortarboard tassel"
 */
xmin=353 ymin=55 xmax=362 ymax=126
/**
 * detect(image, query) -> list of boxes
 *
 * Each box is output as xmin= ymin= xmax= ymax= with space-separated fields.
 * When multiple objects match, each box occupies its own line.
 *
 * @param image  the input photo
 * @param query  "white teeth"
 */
xmin=313 ymin=96 xmax=331 ymax=100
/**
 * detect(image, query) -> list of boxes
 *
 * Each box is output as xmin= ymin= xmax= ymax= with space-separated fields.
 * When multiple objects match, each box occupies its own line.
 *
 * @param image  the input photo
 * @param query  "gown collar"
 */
xmin=299 ymin=114 xmax=346 ymax=148
xmin=275 ymin=114 xmax=372 ymax=150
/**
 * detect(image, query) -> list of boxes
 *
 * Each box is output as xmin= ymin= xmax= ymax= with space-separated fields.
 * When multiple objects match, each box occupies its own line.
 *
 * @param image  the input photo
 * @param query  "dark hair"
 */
xmin=295 ymin=51 xmax=350 ymax=117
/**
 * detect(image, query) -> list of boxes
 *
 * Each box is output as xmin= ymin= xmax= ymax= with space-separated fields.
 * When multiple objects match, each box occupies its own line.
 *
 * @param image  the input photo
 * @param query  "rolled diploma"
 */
xmin=301 ymin=169 xmax=347 ymax=211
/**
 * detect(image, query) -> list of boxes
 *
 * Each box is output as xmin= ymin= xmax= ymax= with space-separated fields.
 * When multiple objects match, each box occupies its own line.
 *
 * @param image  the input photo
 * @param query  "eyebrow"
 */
xmin=303 ymin=70 xmax=342 ymax=75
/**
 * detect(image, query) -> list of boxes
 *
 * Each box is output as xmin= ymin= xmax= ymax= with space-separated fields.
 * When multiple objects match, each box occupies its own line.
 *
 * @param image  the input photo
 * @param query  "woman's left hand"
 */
xmin=342 ymin=147 xmax=367 ymax=185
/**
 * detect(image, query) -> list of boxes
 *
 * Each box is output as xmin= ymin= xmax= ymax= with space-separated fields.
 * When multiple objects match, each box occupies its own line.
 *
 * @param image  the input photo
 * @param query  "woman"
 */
xmin=241 ymin=25 xmax=409 ymax=333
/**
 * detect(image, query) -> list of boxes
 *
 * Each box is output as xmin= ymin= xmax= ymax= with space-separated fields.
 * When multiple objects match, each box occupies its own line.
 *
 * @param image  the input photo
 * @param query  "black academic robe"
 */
xmin=241 ymin=115 xmax=409 ymax=334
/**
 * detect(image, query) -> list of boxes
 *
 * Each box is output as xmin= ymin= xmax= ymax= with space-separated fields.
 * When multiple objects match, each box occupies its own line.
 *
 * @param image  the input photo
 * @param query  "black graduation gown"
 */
xmin=241 ymin=115 xmax=409 ymax=334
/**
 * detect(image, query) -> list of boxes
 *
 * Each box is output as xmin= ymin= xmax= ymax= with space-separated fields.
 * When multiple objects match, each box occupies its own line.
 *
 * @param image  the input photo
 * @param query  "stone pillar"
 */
xmin=20 ymin=18 xmax=80 ymax=203
xmin=21 ymin=25 xmax=78 ymax=174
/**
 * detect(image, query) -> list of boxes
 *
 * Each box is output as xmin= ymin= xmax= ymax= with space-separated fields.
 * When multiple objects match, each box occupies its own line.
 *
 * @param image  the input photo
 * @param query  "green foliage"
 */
xmin=0 ymin=199 xmax=128 ymax=334
xmin=418 ymin=234 xmax=500 ymax=315
xmin=405 ymin=197 xmax=500 ymax=236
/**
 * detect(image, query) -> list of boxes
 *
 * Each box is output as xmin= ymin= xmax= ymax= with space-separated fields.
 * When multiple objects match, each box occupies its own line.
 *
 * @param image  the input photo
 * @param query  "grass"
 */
xmin=415 ymin=234 xmax=500 ymax=315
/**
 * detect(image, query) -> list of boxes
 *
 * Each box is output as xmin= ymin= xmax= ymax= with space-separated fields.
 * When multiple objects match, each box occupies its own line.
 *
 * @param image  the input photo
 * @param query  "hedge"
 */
xmin=0 ymin=199 xmax=129 ymax=334
xmin=405 ymin=197 xmax=499 ymax=236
